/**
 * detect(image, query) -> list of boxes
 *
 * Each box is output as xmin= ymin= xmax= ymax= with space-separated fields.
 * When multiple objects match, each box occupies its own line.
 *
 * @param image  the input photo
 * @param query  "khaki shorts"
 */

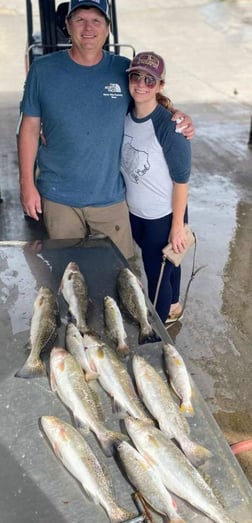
xmin=42 ymin=199 xmax=134 ymax=259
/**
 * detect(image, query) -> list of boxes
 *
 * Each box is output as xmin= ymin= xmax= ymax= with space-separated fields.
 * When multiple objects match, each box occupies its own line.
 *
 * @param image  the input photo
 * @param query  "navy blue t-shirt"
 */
xmin=21 ymin=50 xmax=131 ymax=207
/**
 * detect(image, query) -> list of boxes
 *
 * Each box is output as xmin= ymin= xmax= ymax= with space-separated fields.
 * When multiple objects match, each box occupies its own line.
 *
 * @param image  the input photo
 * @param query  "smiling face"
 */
xmin=66 ymin=7 xmax=109 ymax=52
xmin=128 ymin=69 xmax=163 ymax=107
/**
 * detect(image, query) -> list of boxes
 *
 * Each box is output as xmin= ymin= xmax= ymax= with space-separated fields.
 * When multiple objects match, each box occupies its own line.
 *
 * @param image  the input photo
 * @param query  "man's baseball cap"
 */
xmin=67 ymin=0 xmax=110 ymax=21
xmin=126 ymin=52 xmax=166 ymax=81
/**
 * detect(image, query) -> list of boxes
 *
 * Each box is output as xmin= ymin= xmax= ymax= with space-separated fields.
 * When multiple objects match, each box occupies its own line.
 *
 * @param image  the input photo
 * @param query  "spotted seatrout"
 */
xmin=163 ymin=342 xmax=194 ymax=416
xmin=117 ymin=440 xmax=185 ymax=523
xmin=41 ymin=416 xmax=135 ymax=523
xmin=59 ymin=261 xmax=89 ymax=334
xmin=125 ymin=418 xmax=237 ymax=523
xmin=117 ymin=268 xmax=160 ymax=345
xmin=132 ymin=355 xmax=211 ymax=467
xmin=103 ymin=295 xmax=130 ymax=357
xmin=50 ymin=347 xmax=126 ymax=456
xmin=65 ymin=322 xmax=91 ymax=371
xmin=15 ymin=286 xmax=59 ymax=379
xmin=83 ymin=331 xmax=151 ymax=423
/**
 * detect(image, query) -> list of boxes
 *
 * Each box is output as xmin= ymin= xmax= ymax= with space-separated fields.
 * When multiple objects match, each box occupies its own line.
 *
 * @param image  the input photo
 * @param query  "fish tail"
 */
xmin=138 ymin=326 xmax=160 ymax=345
xmin=180 ymin=401 xmax=195 ymax=417
xmin=100 ymin=430 xmax=128 ymax=457
xmin=108 ymin=505 xmax=136 ymax=523
xmin=181 ymin=437 xmax=212 ymax=467
xmin=15 ymin=356 xmax=46 ymax=379
xmin=116 ymin=342 xmax=130 ymax=358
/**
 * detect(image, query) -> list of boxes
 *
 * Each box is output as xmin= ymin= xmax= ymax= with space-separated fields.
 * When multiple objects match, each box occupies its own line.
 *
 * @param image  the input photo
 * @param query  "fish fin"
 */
xmin=100 ymin=430 xmax=129 ymax=457
xmin=50 ymin=368 xmax=57 ymax=392
xmin=180 ymin=437 xmax=212 ymax=467
xmin=15 ymin=356 xmax=46 ymax=379
xmin=180 ymin=401 xmax=195 ymax=417
xmin=57 ymin=280 xmax=63 ymax=295
xmin=143 ymin=416 xmax=155 ymax=426
xmin=115 ymin=342 xmax=130 ymax=358
xmin=84 ymin=370 xmax=99 ymax=381
xmin=80 ymin=483 xmax=99 ymax=504
xmin=138 ymin=327 xmax=161 ymax=345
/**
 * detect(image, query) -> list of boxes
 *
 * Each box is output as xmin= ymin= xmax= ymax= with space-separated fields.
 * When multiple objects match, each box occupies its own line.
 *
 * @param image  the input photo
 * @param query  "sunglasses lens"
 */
xmin=145 ymin=76 xmax=156 ymax=87
xmin=129 ymin=72 xmax=157 ymax=88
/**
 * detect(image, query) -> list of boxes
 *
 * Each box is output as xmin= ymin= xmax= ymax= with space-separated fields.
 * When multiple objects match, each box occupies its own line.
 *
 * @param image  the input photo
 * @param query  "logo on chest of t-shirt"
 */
xmin=103 ymin=83 xmax=123 ymax=99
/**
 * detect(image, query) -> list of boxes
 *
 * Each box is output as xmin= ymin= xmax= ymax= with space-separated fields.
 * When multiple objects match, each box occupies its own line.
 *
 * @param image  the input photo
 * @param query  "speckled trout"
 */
xmin=163 ymin=342 xmax=194 ymax=416
xmin=103 ymin=295 xmax=130 ymax=357
xmin=83 ymin=331 xmax=151 ymax=422
xmin=59 ymin=261 xmax=89 ymax=334
xmin=15 ymin=286 xmax=59 ymax=379
xmin=117 ymin=268 xmax=160 ymax=345
xmin=65 ymin=322 xmax=91 ymax=372
xmin=50 ymin=347 xmax=126 ymax=456
xmin=41 ymin=416 xmax=135 ymax=523
xmin=117 ymin=440 xmax=186 ymax=523
xmin=132 ymin=355 xmax=211 ymax=467
xmin=125 ymin=418 xmax=237 ymax=523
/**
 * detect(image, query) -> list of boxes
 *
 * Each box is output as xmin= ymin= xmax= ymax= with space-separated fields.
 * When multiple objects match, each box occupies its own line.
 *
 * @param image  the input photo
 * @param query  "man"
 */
xmin=18 ymin=0 xmax=194 ymax=259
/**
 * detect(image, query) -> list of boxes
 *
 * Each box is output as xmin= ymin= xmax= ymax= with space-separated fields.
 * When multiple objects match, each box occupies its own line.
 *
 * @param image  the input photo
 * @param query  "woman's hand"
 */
xmin=169 ymin=225 xmax=187 ymax=254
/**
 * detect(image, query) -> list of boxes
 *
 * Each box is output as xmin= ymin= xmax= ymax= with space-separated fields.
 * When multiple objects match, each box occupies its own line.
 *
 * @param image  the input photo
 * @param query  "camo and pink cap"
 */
xmin=126 ymin=52 xmax=166 ymax=81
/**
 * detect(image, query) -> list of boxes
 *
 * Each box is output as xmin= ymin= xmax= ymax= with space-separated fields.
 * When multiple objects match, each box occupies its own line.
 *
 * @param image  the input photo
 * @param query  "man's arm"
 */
xmin=18 ymin=115 xmax=42 ymax=221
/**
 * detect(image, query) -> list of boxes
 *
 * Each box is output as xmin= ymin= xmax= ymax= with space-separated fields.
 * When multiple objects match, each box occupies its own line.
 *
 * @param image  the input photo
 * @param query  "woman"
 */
xmin=121 ymin=51 xmax=191 ymax=325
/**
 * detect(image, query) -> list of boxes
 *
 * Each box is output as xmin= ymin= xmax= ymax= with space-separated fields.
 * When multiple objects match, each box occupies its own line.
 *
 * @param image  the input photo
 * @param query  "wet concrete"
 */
xmin=0 ymin=0 xmax=252 ymax=486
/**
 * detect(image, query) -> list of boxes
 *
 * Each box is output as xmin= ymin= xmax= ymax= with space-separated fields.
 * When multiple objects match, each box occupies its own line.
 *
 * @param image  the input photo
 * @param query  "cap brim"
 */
xmin=126 ymin=65 xmax=162 ymax=80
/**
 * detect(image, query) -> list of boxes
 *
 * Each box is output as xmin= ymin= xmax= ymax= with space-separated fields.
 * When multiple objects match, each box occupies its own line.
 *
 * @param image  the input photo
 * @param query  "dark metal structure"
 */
xmin=25 ymin=0 xmax=134 ymax=72
xmin=248 ymin=115 xmax=252 ymax=149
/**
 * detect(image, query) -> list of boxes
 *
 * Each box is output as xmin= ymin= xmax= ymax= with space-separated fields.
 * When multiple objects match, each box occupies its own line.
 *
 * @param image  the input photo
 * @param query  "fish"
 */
xmin=116 ymin=440 xmax=186 ymax=523
xmin=117 ymin=267 xmax=160 ymax=345
xmin=103 ymin=295 xmax=129 ymax=357
xmin=83 ymin=331 xmax=151 ymax=423
xmin=65 ymin=321 xmax=91 ymax=373
xmin=41 ymin=416 xmax=135 ymax=523
xmin=124 ymin=417 xmax=237 ymax=523
xmin=132 ymin=355 xmax=211 ymax=467
xmin=59 ymin=261 xmax=89 ymax=334
xmin=50 ymin=346 xmax=127 ymax=457
xmin=15 ymin=286 xmax=59 ymax=379
xmin=163 ymin=342 xmax=194 ymax=416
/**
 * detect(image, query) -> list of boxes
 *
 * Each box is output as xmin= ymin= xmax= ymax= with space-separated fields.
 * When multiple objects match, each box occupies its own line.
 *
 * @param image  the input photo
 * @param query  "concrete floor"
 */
xmin=0 ymin=0 xmax=252 ymax=485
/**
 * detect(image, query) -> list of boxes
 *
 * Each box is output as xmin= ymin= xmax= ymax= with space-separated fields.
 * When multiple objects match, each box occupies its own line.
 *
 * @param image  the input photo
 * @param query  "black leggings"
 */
xmin=130 ymin=210 xmax=188 ymax=322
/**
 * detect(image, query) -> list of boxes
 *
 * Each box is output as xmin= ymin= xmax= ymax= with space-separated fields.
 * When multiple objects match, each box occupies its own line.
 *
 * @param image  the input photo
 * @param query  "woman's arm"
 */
xmin=169 ymin=182 xmax=188 ymax=253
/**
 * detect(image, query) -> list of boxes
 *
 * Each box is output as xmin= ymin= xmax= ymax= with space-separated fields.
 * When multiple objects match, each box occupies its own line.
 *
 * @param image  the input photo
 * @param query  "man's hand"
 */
xmin=20 ymin=183 xmax=42 ymax=221
xmin=172 ymin=111 xmax=195 ymax=140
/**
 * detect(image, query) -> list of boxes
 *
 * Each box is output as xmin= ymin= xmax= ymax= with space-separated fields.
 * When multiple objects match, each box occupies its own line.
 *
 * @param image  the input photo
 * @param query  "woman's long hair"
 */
xmin=156 ymin=81 xmax=173 ymax=111
xmin=156 ymin=92 xmax=173 ymax=111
